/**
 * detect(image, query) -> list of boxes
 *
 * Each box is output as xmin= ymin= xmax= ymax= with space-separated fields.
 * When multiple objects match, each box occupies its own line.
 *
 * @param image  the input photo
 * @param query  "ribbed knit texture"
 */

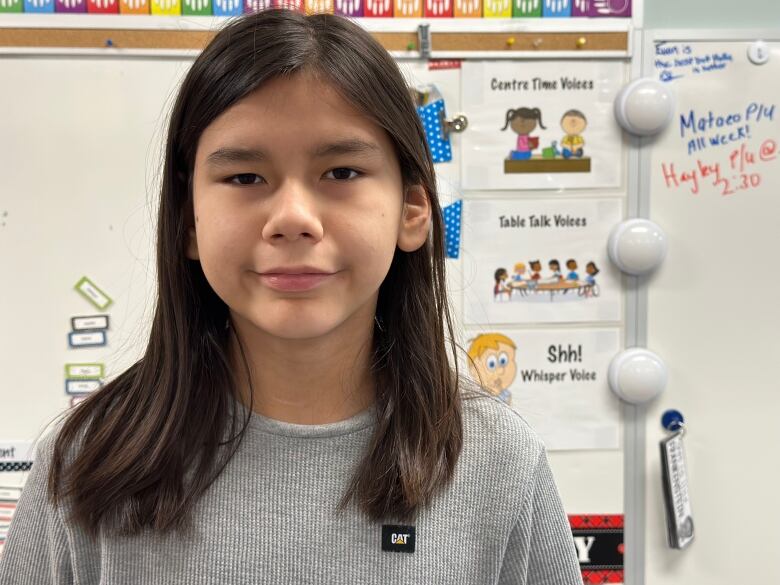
xmin=0 ymin=394 xmax=583 ymax=585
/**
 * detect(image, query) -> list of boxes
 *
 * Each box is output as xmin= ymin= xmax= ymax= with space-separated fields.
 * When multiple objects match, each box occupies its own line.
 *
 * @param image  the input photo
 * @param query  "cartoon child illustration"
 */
xmin=528 ymin=260 xmax=542 ymax=290
xmin=585 ymin=261 xmax=599 ymax=285
xmin=566 ymin=259 xmax=579 ymax=281
xmin=467 ymin=333 xmax=518 ymax=405
xmin=548 ymin=259 xmax=562 ymax=282
xmin=494 ymin=268 xmax=511 ymax=301
xmin=511 ymin=262 xmax=528 ymax=297
xmin=582 ymin=261 xmax=600 ymax=298
xmin=501 ymin=107 xmax=546 ymax=161
xmin=530 ymin=260 xmax=542 ymax=281
xmin=560 ymin=109 xmax=587 ymax=159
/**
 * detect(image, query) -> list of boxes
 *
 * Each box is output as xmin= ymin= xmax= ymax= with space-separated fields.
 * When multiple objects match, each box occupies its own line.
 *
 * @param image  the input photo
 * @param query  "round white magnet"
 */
xmin=747 ymin=41 xmax=769 ymax=65
xmin=608 ymin=218 xmax=667 ymax=276
xmin=614 ymin=77 xmax=675 ymax=136
xmin=608 ymin=348 xmax=667 ymax=405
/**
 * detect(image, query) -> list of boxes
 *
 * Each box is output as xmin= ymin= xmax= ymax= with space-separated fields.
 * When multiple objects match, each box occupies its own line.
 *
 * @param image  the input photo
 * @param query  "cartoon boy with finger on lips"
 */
xmin=467 ymin=333 xmax=518 ymax=406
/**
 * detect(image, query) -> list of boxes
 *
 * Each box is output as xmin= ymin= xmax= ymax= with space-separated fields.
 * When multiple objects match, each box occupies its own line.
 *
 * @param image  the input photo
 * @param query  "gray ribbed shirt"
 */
xmin=0 ymin=394 xmax=583 ymax=584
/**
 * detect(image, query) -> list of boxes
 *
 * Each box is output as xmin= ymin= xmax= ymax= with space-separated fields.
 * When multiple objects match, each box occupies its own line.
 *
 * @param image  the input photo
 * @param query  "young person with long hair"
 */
xmin=0 ymin=10 xmax=582 ymax=584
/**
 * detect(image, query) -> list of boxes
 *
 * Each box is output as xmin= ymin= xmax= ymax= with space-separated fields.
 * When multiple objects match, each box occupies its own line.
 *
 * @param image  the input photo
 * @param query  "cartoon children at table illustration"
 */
xmin=559 ymin=109 xmax=587 ymax=159
xmin=493 ymin=257 xmax=602 ymax=302
xmin=467 ymin=333 xmax=518 ymax=406
xmin=501 ymin=107 xmax=546 ymax=160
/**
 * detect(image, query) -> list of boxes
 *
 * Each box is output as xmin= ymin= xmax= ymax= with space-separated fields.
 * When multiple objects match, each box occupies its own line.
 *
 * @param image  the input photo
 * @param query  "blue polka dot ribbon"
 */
xmin=416 ymin=99 xmax=453 ymax=164
xmin=442 ymin=200 xmax=462 ymax=259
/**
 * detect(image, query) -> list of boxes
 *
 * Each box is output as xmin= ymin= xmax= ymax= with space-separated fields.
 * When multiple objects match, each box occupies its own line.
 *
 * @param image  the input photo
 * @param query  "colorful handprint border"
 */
xmin=0 ymin=0 xmax=631 ymax=18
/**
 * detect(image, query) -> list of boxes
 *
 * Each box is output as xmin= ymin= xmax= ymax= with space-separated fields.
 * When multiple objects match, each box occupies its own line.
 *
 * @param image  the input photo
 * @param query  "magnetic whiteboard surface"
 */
xmin=0 ymin=55 xmax=194 ymax=448
xmin=644 ymin=35 xmax=780 ymax=584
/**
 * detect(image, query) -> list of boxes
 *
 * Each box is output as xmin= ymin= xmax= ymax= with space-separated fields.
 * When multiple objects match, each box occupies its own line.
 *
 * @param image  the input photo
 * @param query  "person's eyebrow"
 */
xmin=309 ymin=138 xmax=382 ymax=158
xmin=205 ymin=138 xmax=382 ymax=168
xmin=206 ymin=147 xmax=266 ymax=167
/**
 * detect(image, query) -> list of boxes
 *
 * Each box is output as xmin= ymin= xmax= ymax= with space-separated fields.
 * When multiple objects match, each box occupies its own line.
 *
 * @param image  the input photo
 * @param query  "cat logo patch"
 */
xmin=381 ymin=524 xmax=416 ymax=553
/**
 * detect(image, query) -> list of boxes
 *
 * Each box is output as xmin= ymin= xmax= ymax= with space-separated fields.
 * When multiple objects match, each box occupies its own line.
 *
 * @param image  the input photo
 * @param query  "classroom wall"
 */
xmin=644 ymin=0 xmax=780 ymax=29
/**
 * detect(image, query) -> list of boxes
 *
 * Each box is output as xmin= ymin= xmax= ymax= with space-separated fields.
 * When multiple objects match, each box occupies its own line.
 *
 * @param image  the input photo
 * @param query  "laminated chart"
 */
xmin=462 ymin=198 xmax=623 ymax=325
xmin=460 ymin=60 xmax=626 ymax=190
xmin=461 ymin=327 xmax=621 ymax=449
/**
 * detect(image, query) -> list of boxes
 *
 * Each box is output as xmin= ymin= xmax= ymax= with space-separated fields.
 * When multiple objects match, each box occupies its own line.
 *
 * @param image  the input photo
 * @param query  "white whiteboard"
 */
xmin=643 ymin=32 xmax=780 ymax=584
xmin=0 ymin=54 xmax=193 ymax=464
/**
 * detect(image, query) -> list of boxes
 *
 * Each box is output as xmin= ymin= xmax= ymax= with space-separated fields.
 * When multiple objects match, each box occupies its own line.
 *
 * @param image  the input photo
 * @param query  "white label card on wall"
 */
xmin=462 ymin=328 xmax=622 ymax=450
xmin=462 ymin=198 xmax=623 ymax=325
xmin=65 ymin=379 xmax=102 ymax=394
xmin=460 ymin=60 xmax=626 ymax=190
xmin=0 ymin=442 xmax=34 ymax=463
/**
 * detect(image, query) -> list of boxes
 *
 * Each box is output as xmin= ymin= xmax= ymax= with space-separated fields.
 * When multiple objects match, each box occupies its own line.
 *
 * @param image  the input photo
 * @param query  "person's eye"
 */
xmin=324 ymin=167 xmax=363 ymax=181
xmin=227 ymin=173 xmax=264 ymax=186
xmin=485 ymin=355 xmax=497 ymax=371
xmin=498 ymin=352 xmax=509 ymax=366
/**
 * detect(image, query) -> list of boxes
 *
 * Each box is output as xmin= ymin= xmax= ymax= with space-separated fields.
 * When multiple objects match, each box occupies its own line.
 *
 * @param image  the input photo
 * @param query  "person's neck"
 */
xmin=228 ymin=310 xmax=376 ymax=425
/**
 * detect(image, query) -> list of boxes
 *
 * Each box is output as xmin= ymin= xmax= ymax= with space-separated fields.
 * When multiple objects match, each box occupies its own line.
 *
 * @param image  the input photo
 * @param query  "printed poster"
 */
xmin=460 ymin=60 xmax=626 ymax=190
xmin=462 ymin=198 xmax=622 ymax=325
xmin=463 ymin=328 xmax=621 ymax=450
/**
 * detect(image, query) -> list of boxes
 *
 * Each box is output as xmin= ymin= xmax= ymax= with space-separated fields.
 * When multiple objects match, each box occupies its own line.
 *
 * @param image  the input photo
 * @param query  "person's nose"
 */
xmin=261 ymin=179 xmax=324 ymax=244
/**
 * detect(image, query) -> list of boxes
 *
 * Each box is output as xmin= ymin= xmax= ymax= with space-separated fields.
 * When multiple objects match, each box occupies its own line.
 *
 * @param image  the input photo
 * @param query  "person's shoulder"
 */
xmin=458 ymin=378 xmax=546 ymax=480
xmin=462 ymin=390 xmax=545 ymax=453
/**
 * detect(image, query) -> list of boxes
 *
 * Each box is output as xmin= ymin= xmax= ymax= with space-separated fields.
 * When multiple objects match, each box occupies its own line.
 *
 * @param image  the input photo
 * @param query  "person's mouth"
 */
xmin=255 ymin=266 xmax=337 ymax=292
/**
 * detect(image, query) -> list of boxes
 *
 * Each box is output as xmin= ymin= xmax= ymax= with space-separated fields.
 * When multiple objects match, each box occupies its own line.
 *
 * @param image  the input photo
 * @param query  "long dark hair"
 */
xmin=46 ymin=9 xmax=474 ymax=539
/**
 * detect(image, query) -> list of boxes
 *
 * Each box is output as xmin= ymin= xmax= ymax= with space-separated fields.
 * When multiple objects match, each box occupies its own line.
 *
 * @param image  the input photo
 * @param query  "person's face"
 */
xmin=471 ymin=343 xmax=517 ymax=395
xmin=531 ymin=262 xmax=541 ymax=272
xmin=187 ymin=72 xmax=430 ymax=341
xmin=567 ymin=260 xmax=577 ymax=270
xmin=587 ymin=264 xmax=596 ymax=275
xmin=562 ymin=115 xmax=586 ymax=135
xmin=511 ymin=117 xmax=537 ymax=135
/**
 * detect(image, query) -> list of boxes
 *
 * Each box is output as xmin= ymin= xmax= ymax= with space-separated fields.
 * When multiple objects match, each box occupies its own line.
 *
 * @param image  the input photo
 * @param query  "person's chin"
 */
xmin=252 ymin=313 xmax=348 ymax=341
xmin=257 ymin=323 xmax=328 ymax=341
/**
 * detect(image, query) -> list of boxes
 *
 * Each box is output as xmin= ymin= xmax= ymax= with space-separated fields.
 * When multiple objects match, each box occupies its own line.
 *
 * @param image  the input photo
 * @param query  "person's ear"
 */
xmin=397 ymin=184 xmax=431 ymax=252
